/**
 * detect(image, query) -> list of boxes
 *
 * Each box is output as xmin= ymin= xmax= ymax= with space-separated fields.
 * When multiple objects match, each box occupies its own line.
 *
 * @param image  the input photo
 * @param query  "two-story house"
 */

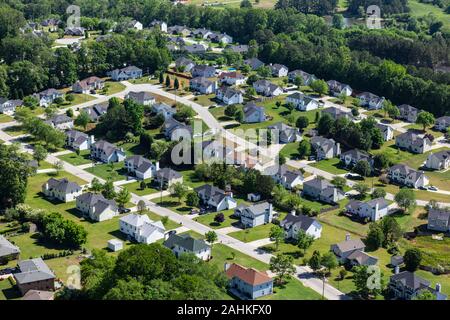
xmin=389 ymin=269 xmax=447 ymax=300
xmin=269 ymin=64 xmax=288 ymax=77
xmin=155 ymin=168 xmax=183 ymax=189
xmin=234 ymin=202 xmax=273 ymax=228
xmin=126 ymin=91 xmax=156 ymax=106
xmin=288 ymin=70 xmax=317 ymax=85
xmin=191 ymin=65 xmax=216 ymax=78
xmin=252 ymin=80 xmax=282 ymax=97
xmin=124 ymin=155 xmax=159 ymax=180
xmin=395 ymin=132 xmax=432 ymax=154
xmin=0 ymin=98 xmax=22 ymax=115
xmin=90 ymin=140 xmax=126 ymax=163
xmin=356 ymin=92 xmax=385 ymax=110
xmin=76 ymin=192 xmax=118 ymax=222
xmin=387 ymin=164 xmax=429 ymax=189
xmin=216 ymin=86 xmax=243 ymax=105
xmin=302 ymin=177 xmax=345 ymax=204
xmin=326 ymin=80 xmax=352 ymax=96
xmin=110 ymin=66 xmax=143 ymax=81
xmin=435 ymin=116 xmax=450 ymax=132
xmin=119 ymin=213 xmax=166 ymax=244
xmin=425 ymin=150 xmax=450 ymax=170
xmin=427 ymin=208 xmax=450 ymax=232
xmin=219 ymin=71 xmax=246 ymax=86
xmin=345 ymin=198 xmax=389 ymax=221
xmin=72 ymin=76 xmax=104 ymax=94
xmin=190 ymin=77 xmax=217 ymax=94
xmin=14 ymin=258 xmax=55 ymax=296
xmin=225 ymin=263 xmax=273 ymax=300
xmin=42 ymin=178 xmax=82 ymax=203
xmin=286 ymin=92 xmax=320 ymax=111
xmin=310 ymin=136 xmax=341 ymax=160
xmin=195 ymin=184 xmax=237 ymax=212
xmin=45 ymin=114 xmax=74 ymax=131
xmin=163 ymin=233 xmax=211 ymax=261
xmin=280 ymin=213 xmax=322 ymax=240
xmin=65 ymin=130 xmax=95 ymax=151
xmin=331 ymin=234 xmax=377 ymax=266
xmin=243 ymin=102 xmax=266 ymax=123
xmin=398 ymin=104 xmax=420 ymax=123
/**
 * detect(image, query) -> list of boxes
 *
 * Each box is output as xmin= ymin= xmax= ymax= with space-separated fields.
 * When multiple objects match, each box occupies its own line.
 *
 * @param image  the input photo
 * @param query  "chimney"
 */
xmin=155 ymin=161 xmax=160 ymax=172
xmin=268 ymin=203 xmax=273 ymax=215
xmin=290 ymin=209 xmax=296 ymax=216
xmin=394 ymin=266 xmax=400 ymax=274
xmin=436 ymin=283 xmax=442 ymax=293
xmin=224 ymin=263 xmax=231 ymax=272
xmin=345 ymin=233 xmax=351 ymax=241
xmin=89 ymin=135 xmax=95 ymax=146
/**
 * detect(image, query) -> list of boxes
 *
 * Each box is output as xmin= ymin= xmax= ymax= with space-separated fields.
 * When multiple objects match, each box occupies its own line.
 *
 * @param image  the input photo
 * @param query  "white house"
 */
xmin=252 ymin=80 xmax=283 ymax=97
xmin=45 ymin=115 xmax=74 ymax=131
xmin=280 ymin=213 xmax=322 ymax=239
xmin=150 ymin=20 xmax=168 ymax=32
xmin=42 ymin=178 xmax=82 ymax=203
xmin=435 ymin=116 xmax=450 ymax=132
xmin=425 ymin=150 xmax=450 ymax=170
xmin=243 ymin=102 xmax=266 ymax=123
xmin=395 ymin=132 xmax=432 ymax=154
xmin=76 ymin=192 xmax=118 ymax=222
xmin=326 ymin=80 xmax=352 ymax=97
xmin=164 ymin=233 xmax=211 ymax=261
xmin=216 ymin=86 xmax=243 ymax=105
xmin=357 ymin=92 xmax=385 ymax=110
xmin=267 ymin=122 xmax=298 ymax=143
xmin=65 ymin=130 xmax=95 ymax=151
xmin=387 ymin=164 xmax=429 ymax=189
xmin=0 ymin=99 xmax=22 ymax=115
xmin=346 ymin=198 xmax=389 ymax=221
xmin=234 ymin=202 xmax=273 ymax=228
xmin=128 ymin=20 xmax=143 ymax=30
xmin=190 ymin=77 xmax=217 ymax=94
xmin=90 ymin=140 xmax=126 ymax=163
xmin=110 ymin=66 xmax=143 ymax=81
xmin=152 ymin=102 xmax=176 ymax=119
xmin=268 ymin=164 xmax=304 ymax=190
xmin=126 ymin=91 xmax=156 ymax=106
xmin=286 ymin=92 xmax=320 ymax=111
xmin=269 ymin=64 xmax=288 ymax=77
xmin=310 ymin=136 xmax=341 ymax=160
xmin=124 ymin=155 xmax=159 ymax=180
xmin=119 ymin=213 xmax=166 ymax=244
xmin=376 ymin=123 xmax=394 ymax=141
xmin=34 ymin=89 xmax=63 ymax=107
xmin=107 ymin=239 xmax=123 ymax=252
xmin=219 ymin=71 xmax=246 ymax=86
xmin=195 ymin=184 xmax=237 ymax=212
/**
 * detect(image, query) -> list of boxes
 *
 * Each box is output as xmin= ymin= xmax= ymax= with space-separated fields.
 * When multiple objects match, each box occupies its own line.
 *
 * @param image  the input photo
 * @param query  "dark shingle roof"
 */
xmin=163 ymin=233 xmax=210 ymax=252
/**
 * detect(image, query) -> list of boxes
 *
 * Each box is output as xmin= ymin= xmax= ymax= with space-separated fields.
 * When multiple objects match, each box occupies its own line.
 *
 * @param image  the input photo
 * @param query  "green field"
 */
xmin=310 ymin=157 xmax=348 ymax=175
xmin=408 ymin=0 xmax=450 ymax=32
xmin=0 ymin=114 xmax=13 ymax=123
xmin=58 ymin=150 xmax=92 ymax=166
xmin=85 ymin=161 xmax=127 ymax=182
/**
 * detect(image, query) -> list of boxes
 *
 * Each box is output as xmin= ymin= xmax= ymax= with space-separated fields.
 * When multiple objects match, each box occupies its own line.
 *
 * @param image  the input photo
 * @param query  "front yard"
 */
xmin=85 ymin=161 xmax=127 ymax=182
xmin=310 ymin=157 xmax=348 ymax=175
xmin=57 ymin=150 xmax=91 ymax=166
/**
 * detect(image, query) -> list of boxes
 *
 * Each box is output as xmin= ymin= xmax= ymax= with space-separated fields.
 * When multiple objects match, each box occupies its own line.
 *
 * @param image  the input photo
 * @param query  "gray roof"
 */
xmin=398 ymin=104 xmax=419 ymax=114
xmin=304 ymin=177 xmax=334 ymax=191
xmin=127 ymin=91 xmax=155 ymax=103
xmin=84 ymin=103 xmax=108 ymax=121
xmin=390 ymin=271 xmax=430 ymax=290
xmin=14 ymin=258 xmax=55 ymax=285
xmin=0 ymin=235 xmax=20 ymax=258
xmin=190 ymin=76 xmax=215 ymax=88
xmin=218 ymin=86 xmax=243 ymax=100
xmin=270 ymin=63 xmax=287 ymax=73
xmin=91 ymin=140 xmax=122 ymax=158
xmin=341 ymin=149 xmax=371 ymax=162
xmin=226 ymin=45 xmax=249 ymax=53
xmin=163 ymin=233 xmax=210 ymax=252
xmin=125 ymin=155 xmax=154 ymax=173
xmin=119 ymin=213 xmax=151 ymax=228
xmin=237 ymin=202 xmax=271 ymax=218
xmin=287 ymin=92 xmax=304 ymax=100
xmin=333 ymin=238 xmax=365 ymax=253
xmin=347 ymin=250 xmax=378 ymax=266
xmin=322 ymin=106 xmax=351 ymax=119
xmin=243 ymin=102 xmax=264 ymax=118
xmin=396 ymin=131 xmax=431 ymax=147
xmin=327 ymin=80 xmax=351 ymax=92
xmin=288 ymin=69 xmax=315 ymax=80
xmin=280 ymin=213 xmax=320 ymax=233
xmin=268 ymin=122 xmax=296 ymax=141
xmin=376 ymin=123 xmax=392 ymax=133
xmin=44 ymin=178 xmax=82 ymax=194
xmin=76 ymin=192 xmax=117 ymax=213
xmin=183 ymin=44 xmax=206 ymax=53
xmin=311 ymin=136 xmax=337 ymax=154
xmin=66 ymin=130 xmax=88 ymax=145
xmin=192 ymin=64 xmax=216 ymax=75
xmin=388 ymin=164 xmax=426 ymax=183
xmin=429 ymin=150 xmax=450 ymax=162
xmin=175 ymin=57 xmax=194 ymax=67
xmin=244 ymin=58 xmax=264 ymax=70
xmin=156 ymin=167 xmax=182 ymax=181
xmin=163 ymin=117 xmax=193 ymax=136
xmin=428 ymin=208 xmax=450 ymax=225
xmin=46 ymin=114 xmax=73 ymax=125
xmin=38 ymin=88 xmax=61 ymax=97
xmin=195 ymin=184 xmax=227 ymax=205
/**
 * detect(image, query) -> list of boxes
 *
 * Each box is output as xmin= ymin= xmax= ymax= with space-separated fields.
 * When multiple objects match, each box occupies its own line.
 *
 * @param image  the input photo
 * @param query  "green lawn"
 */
xmin=157 ymin=195 xmax=198 ymax=215
xmin=4 ymin=125 xmax=26 ymax=137
xmin=0 ymin=114 xmax=13 ymax=123
xmin=262 ymin=280 xmax=323 ymax=300
xmin=280 ymin=141 xmax=300 ymax=159
xmin=210 ymin=243 xmax=268 ymax=271
xmin=194 ymin=208 xmax=240 ymax=229
xmin=58 ymin=150 xmax=92 ymax=166
xmin=193 ymin=94 xmax=216 ymax=107
xmin=180 ymin=169 xmax=205 ymax=188
xmin=408 ymin=0 xmax=450 ymax=32
xmin=125 ymin=179 xmax=159 ymax=196
xmin=0 ymin=278 xmax=20 ymax=300
xmin=85 ymin=161 xmax=127 ymax=182
xmin=228 ymin=223 xmax=273 ymax=243
xmin=404 ymin=124 xmax=444 ymax=139
xmin=62 ymin=93 xmax=96 ymax=107
xmin=102 ymin=81 xmax=126 ymax=95
xmin=310 ymin=157 xmax=348 ymax=175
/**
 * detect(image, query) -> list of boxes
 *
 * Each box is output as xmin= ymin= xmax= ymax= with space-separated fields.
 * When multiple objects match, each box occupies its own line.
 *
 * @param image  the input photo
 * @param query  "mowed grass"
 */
xmin=125 ymin=179 xmax=159 ymax=196
xmin=310 ymin=157 xmax=348 ymax=175
xmin=0 ymin=114 xmax=13 ymax=123
xmin=194 ymin=208 xmax=240 ymax=229
xmin=0 ymin=278 xmax=21 ymax=300
xmin=85 ymin=161 xmax=126 ymax=182
xmin=103 ymin=81 xmax=126 ymax=95
xmin=408 ymin=0 xmax=450 ymax=32
xmin=262 ymin=280 xmax=323 ymax=300
xmin=57 ymin=150 xmax=92 ymax=166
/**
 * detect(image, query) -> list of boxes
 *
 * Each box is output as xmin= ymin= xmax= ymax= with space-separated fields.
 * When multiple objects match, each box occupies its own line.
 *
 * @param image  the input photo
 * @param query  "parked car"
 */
xmin=418 ymin=186 xmax=427 ymax=190
xmin=428 ymin=186 xmax=438 ymax=191
xmin=119 ymin=207 xmax=131 ymax=214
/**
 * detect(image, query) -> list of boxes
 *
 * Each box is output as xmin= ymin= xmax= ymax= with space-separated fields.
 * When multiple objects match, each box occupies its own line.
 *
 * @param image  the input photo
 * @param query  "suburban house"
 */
xmin=269 ymin=164 xmax=304 ymax=190
xmin=195 ymin=184 xmax=237 ymax=212
xmin=110 ymin=65 xmax=143 ymax=81
xmin=152 ymin=102 xmax=176 ymax=119
xmin=175 ymin=57 xmax=195 ymax=73
xmin=224 ymin=263 xmax=273 ymax=300
xmin=199 ymin=140 xmax=234 ymax=164
xmin=216 ymin=86 xmax=244 ymax=105
xmin=128 ymin=20 xmax=143 ymax=30
xmin=435 ymin=116 xmax=450 ymax=132
xmin=192 ymin=65 xmax=216 ymax=78
xmin=209 ymin=33 xmax=233 ymax=44
xmin=302 ymin=177 xmax=345 ymax=204
xmin=119 ymin=213 xmax=166 ymax=244
xmin=163 ymin=233 xmax=211 ymax=261
xmin=253 ymin=80 xmax=282 ymax=97
xmin=269 ymin=64 xmax=288 ymax=77
xmin=168 ymin=25 xmax=191 ymax=36
xmin=356 ymin=92 xmax=385 ymax=110
xmin=219 ymin=71 xmax=246 ymax=86
xmin=243 ymin=58 xmax=265 ymax=70
xmin=280 ymin=213 xmax=322 ymax=240
xmin=425 ymin=150 xmax=450 ymax=170
xmin=395 ymin=132 xmax=432 ymax=154
xmin=376 ymin=123 xmax=394 ymax=141
xmin=150 ymin=20 xmax=168 ymax=32
xmin=326 ymin=80 xmax=353 ymax=96
xmin=14 ymin=258 xmax=55 ymax=296
xmin=45 ymin=114 xmax=74 ymax=131
xmin=243 ymin=102 xmax=266 ymax=123
xmin=65 ymin=130 xmax=95 ymax=151
xmin=191 ymin=28 xmax=213 ymax=39
xmin=331 ymin=235 xmax=377 ymax=266
xmin=398 ymin=104 xmax=420 ymax=123
xmin=288 ymin=70 xmax=317 ymax=85
xmin=226 ymin=44 xmax=249 ymax=54
xmin=42 ymin=178 xmax=82 ymax=203
xmin=345 ymin=198 xmax=389 ymax=221
xmin=190 ymin=77 xmax=217 ymax=94
xmin=0 ymin=235 xmax=20 ymax=264
xmin=124 ymin=155 xmax=159 ymax=180
xmin=183 ymin=44 xmax=207 ymax=54
xmin=155 ymin=168 xmax=183 ymax=189
xmin=64 ymin=27 xmax=85 ymax=36
xmin=90 ymin=140 xmax=126 ymax=163
xmin=76 ymin=192 xmax=118 ymax=222
xmin=321 ymin=106 xmax=352 ymax=120
xmin=286 ymin=92 xmax=320 ymax=111
xmin=268 ymin=122 xmax=298 ymax=143
xmin=126 ymin=91 xmax=156 ymax=106
xmin=310 ymin=136 xmax=341 ymax=160
xmin=84 ymin=103 xmax=108 ymax=122
xmin=427 ymin=208 xmax=450 ymax=232
xmin=389 ymin=270 xmax=447 ymax=300
xmin=34 ymin=89 xmax=63 ymax=107
xmin=163 ymin=118 xmax=192 ymax=141
xmin=41 ymin=18 xmax=61 ymax=32
xmin=234 ymin=202 xmax=273 ymax=228
xmin=340 ymin=149 xmax=374 ymax=169
xmin=0 ymin=98 xmax=22 ymax=115
xmin=387 ymin=164 xmax=429 ymax=188
xmin=72 ymin=76 xmax=104 ymax=94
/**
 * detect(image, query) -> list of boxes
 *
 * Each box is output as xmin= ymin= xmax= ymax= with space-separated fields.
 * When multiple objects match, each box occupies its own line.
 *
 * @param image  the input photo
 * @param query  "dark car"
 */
xmin=119 ymin=207 xmax=131 ymax=214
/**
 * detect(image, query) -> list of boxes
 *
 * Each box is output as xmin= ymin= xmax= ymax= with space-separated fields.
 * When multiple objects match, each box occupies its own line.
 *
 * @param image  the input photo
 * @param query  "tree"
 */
xmin=317 ymin=113 xmax=334 ymax=136
xmin=174 ymin=78 xmax=180 ymax=90
xmin=240 ymin=0 xmax=253 ymax=8
xmin=310 ymin=80 xmax=328 ymax=96
xmin=331 ymin=176 xmax=347 ymax=189
xmin=366 ymin=222 xmax=385 ymax=250
xmin=354 ymin=160 xmax=371 ymax=177
xmin=151 ymin=140 xmax=169 ymax=161
xmin=269 ymin=225 xmax=284 ymax=251
xmin=165 ymin=75 xmax=171 ymax=88
xmin=297 ymin=229 xmax=314 ymax=255
xmin=224 ymin=104 xmax=238 ymax=117
xmin=116 ymin=188 xmax=131 ymax=209
xmin=413 ymin=290 xmax=437 ymax=300
xmin=75 ymin=111 xmax=90 ymax=130
xmin=294 ymin=75 xmax=304 ymax=87
xmin=353 ymin=183 xmax=370 ymax=199
xmin=170 ymin=182 xmax=188 ymax=204
xmin=351 ymin=107 xmax=359 ymax=117
xmin=235 ymin=109 xmax=244 ymax=123
xmin=297 ymin=140 xmax=311 ymax=159
xmin=269 ymin=254 xmax=296 ymax=285
xmin=308 ymin=250 xmax=322 ymax=272
xmin=352 ymin=265 xmax=384 ymax=299
xmin=394 ymin=189 xmax=416 ymax=213
xmin=159 ymin=72 xmax=164 ymax=84
xmin=214 ymin=213 xmax=225 ymax=224
xmin=33 ymin=144 xmax=48 ymax=165
xmin=186 ymin=191 xmax=199 ymax=207
xmin=321 ymin=252 xmax=338 ymax=274
xmin=373 ymin=153 xmax=390 ymax=170
xmin=404 ymin=248 xmax=422 ymax=271
xmin=137 ymin=200 xmax=147 ymax=214
xmin=380 ymin=216 xmax=402 ymax=246
xmin=90 ymin=178 xmax=103 ymax=193
xmin=372 ymin=188 xmax=386 ymax=199
xmin=332 ymin=14 xmax=345 ymax=29
xmin=205 ymin=231 xmax=218 ymax=248
xmin=416 ymin=111 xmax=435 ymax=132
xmin=102 ymin=179 xmax=116 ymax=200
xmin=296 ymin=116 xmax=309 ymax=131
